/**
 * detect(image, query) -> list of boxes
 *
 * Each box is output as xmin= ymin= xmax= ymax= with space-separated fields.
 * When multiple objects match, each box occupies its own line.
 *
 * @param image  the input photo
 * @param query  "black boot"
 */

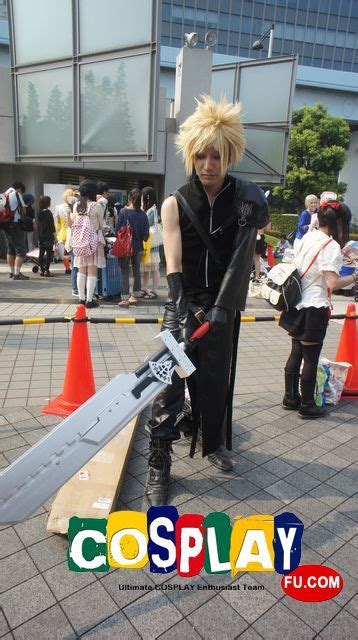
xmin=299 ymin=378 xmax=327 ymax=419
xmin=208 ymin=445 xmax=233 ymax=471
xmin=145 ymin=438 xmax=172 ymax=506
xmin=282 ymin=371 xmax=301 ymax=410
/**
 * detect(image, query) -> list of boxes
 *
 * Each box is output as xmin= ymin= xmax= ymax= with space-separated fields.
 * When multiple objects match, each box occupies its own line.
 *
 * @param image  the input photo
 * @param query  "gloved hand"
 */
xmin=167 ymin=272 xmax=196 ymax=346
xmin=204 ymin=305 xmax=228 ymax=330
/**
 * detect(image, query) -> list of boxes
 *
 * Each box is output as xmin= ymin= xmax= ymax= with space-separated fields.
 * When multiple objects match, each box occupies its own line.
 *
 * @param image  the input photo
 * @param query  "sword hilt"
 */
xmin=189 ymin=321 xmax=210 ymax=342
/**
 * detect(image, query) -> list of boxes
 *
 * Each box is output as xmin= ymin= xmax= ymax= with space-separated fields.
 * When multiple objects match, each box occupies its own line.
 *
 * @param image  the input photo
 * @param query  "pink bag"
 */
xmin=72 ymin=203 xmax=98 ymax=257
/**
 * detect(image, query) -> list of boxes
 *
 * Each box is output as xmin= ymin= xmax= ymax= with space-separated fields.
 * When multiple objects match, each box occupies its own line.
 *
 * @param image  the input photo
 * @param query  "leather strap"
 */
xmin=174 ymin=190 xmax=224 ymax=271
xmin=301 ymin=238 xmax=333 ymax=278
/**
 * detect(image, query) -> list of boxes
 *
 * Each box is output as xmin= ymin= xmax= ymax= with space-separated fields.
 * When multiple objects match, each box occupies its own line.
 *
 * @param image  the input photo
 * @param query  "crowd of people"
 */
xmin=1 ymin=180 xmax=162 ymax=308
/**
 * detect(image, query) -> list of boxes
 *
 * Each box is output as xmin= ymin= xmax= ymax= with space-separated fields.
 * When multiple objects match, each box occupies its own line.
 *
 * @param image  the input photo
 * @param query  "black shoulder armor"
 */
xmin=234 ymin=178 xmax=270 ymax=229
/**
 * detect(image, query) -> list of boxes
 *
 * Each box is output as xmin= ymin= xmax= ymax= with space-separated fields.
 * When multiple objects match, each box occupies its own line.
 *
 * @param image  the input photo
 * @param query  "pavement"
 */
xmin=0 ymin=259 xmax=357 ymax=640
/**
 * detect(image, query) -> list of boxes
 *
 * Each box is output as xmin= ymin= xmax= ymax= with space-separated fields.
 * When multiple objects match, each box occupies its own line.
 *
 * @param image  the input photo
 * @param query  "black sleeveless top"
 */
xmin=175 ymin=175 xmax=237 ymax=295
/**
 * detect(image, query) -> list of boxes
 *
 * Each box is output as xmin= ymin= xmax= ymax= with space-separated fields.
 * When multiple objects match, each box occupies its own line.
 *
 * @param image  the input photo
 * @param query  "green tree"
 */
xmin=273 ymin=103 xmax=351 ymax=212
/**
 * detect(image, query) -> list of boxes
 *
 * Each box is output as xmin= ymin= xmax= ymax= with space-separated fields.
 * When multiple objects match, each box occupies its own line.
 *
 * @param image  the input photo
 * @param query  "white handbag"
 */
xmin=150 ymin=206 xmax=163 ymax=248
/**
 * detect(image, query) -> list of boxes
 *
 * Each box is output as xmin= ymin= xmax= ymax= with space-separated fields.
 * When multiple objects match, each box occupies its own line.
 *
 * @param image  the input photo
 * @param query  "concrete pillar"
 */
xmin=164 ymin=46 xmax=213 ymax=197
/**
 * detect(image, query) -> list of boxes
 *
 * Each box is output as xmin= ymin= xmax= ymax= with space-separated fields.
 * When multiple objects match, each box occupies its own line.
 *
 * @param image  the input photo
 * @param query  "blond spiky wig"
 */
xmin=62 ymin=188 xmax=77 ymax=204
xmin=176 ymin=94 xmax=245 ymax=176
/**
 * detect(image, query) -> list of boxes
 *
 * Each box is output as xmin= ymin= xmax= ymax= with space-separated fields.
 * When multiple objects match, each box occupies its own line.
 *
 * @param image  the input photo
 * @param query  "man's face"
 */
xmin=193 ymin=148 xmax=225 ymax=189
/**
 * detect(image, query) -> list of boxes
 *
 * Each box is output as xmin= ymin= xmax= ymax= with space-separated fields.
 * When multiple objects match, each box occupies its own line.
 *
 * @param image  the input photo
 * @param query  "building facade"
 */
xmin=0 ymin=0 xmax=357 ymax=223
xmin=162 ymin=0 xmax=358 ymax=73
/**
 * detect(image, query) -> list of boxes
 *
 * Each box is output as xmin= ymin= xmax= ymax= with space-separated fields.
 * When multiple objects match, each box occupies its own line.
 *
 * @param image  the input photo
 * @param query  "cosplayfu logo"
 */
xmin=67 ymin=508 xmax=303 ymax=576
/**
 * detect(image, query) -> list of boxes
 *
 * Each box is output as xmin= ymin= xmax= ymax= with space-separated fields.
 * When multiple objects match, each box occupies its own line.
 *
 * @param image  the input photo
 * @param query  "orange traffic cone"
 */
xmin=267 ymin=244 xmax=275 ymax=268
xmin=42 ymin=304 xmax=96 ymax=416
xmin=63 ymin=255 xmax=71 ymax=274
xmin=335 ymin=303 xmax=358 ymax=396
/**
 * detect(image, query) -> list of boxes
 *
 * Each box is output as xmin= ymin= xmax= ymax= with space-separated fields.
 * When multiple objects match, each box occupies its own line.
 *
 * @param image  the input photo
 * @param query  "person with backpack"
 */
xmin=36 ymin=195 xmax=56 ymax=277
xmin=2 ymin=181 xmax=29 ymax=280
xmin=68 ymin=179 xmax=106 ymax=309
xmin=279 ymin=200 xmax=357 ymax=419
xmin=116 ymin=188 xmax=149 ymax=308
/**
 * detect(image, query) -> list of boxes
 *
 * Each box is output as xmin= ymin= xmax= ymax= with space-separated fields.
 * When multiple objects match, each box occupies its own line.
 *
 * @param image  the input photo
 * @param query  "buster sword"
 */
xmin=0 ymin=323 xmax=209 ymax=525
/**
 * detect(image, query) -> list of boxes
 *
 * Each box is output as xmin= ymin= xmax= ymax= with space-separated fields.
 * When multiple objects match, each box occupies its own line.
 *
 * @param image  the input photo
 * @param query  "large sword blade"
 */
xmin=0 ymin=330 xmax=197 ymax=524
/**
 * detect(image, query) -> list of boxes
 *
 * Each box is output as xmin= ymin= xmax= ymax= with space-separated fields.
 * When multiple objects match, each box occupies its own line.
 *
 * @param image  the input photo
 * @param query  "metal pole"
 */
xmin=268 ymin=25 xmax=274 ymax=57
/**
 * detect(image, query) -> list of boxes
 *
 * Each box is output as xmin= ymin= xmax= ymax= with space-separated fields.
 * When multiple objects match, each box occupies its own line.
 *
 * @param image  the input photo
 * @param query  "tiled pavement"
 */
xmin=0 ymin=262 xmax=357 ymax=639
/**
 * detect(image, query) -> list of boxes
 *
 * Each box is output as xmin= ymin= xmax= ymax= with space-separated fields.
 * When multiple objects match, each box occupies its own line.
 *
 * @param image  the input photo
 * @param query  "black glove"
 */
xmin=167 ymin=272 xmax=196 ymax=346
xmin=204 ymin=305 xmax=228 ymax=329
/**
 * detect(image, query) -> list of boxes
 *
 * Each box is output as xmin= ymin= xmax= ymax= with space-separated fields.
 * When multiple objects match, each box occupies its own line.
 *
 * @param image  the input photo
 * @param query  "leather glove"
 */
xmin=204 ymin=305 xmax=228 ymax=330
xmin=167 ymin=272 xmax=195 ymax=346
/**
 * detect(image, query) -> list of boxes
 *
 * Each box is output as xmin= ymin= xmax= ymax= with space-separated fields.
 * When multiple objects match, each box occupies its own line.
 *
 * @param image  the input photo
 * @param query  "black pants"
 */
xmin=148 ymin=294 xmax=237 ymax=457
xmin=39 ymin=242 xmax=53 ymax=272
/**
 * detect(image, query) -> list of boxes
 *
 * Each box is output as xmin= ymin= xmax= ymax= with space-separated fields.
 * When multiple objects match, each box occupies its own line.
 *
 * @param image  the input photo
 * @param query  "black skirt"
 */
xmin=279 ymin=306 xmax=330 ymax=343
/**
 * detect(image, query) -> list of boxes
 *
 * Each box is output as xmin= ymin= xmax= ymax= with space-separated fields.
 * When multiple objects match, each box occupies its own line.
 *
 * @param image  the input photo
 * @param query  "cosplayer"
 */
xmin=145 ymin=95 xmax=269 ymax=506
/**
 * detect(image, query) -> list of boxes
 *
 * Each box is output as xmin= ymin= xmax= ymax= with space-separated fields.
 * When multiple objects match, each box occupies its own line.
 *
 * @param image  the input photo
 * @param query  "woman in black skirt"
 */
xmin=280 ymin=200 xmax=357 ymax=418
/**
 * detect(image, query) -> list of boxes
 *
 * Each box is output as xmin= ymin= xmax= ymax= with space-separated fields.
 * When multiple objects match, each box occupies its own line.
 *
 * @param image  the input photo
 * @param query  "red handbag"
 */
xmin=112 ymin=211 xmax=133 ymax=258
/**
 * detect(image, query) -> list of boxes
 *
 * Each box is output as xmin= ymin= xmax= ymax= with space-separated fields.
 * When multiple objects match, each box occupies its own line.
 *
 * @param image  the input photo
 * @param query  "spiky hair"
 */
xmin=176 ymin=94 xmax=245 ymax=176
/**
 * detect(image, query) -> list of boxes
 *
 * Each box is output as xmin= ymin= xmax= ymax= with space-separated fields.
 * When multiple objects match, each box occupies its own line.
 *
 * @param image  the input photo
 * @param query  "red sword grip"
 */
xmin=189 ymin=321 xmax=210 ymax=342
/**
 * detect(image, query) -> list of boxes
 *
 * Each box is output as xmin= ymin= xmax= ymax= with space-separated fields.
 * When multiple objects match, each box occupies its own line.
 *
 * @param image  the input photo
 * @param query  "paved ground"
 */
xmin=0 ymin=260 xmax=357 ymax=639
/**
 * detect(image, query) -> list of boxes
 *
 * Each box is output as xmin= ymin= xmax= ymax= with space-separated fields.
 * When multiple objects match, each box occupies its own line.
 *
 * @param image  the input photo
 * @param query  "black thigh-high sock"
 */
xmin=300 ymin=343 xmax=323 ymax=404
xmin=285 ymin=339 xmax=303 ymax=374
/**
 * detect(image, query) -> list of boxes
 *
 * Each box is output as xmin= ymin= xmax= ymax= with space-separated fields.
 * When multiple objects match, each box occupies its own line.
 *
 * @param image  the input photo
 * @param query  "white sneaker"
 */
xmin=72 ymin=290 xmax=79 ymax=297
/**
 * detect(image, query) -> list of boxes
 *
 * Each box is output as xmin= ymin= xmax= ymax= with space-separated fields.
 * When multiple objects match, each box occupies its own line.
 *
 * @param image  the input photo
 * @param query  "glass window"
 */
xmin=314 ymin=44 xmax=324 ymax=55
xmin=162 ymin=21 xmax=170 ymax=36
xmin=218 ymin=29 xmax=228 ymax=44
xmin=17 ymin=67 xmax=72 ymax=155
xmin=286 ymin=9 xmax=296 ymax=23
xmin=341 ymin=0 xmax=352 ymax=16
xmin=80 ymin=55 xmax=150 ymax=154
xmin=230 ymin=15 xmax=240 ymax=31
xmin=211 ymin=68 xmax=235 ymax=102
xmin=264 ymin=6 xmax=274 ymax=20
xmin=296 ymin=10 xmax=307 ymax=25
xmin=292 ymin=41 xmax=303 ymax=55
xmin=241 ymin=17 xmax=252 ymax=31
xmin=172 ymin=23 xmax=182 ymax=37
xmin=240 ymin=33 xmax=251 ymax=47
xmin=338 ymin=16 xmax=348 ymax=30
xmin=220 ymin=0 xmax=231 ymax=11
xmin=275 ymin=7 xmax=286 ymax=20
xmin=162 ymin=3 xmax=171 ymax=19
xmin=344 ymin=48 xmax=354 ymax=62
xmin=334 ymin=47 xmax=344 ymax=62
xmin=325 ymin=30 xmax=336 ymax=45
xmin=317 ymin=13 xmax=328 ymax=28
xmin=0 ymin=0 xmax=7 ymax=19
xmin=237 ymin=59 xmax=293 ymax=124
xmin=218 ymin=13 xmax=229 ymax=28
xmin=303 ymin=43 xmax=314 ymax=56
xmin=12 ymin=0 xmax=72 ymax=65
xmin=79 ymin=0 xmax=152 ymax=54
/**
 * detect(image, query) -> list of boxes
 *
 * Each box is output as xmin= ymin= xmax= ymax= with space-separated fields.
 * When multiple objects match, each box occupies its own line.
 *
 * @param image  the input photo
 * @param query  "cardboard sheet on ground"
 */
xmin=47 ymin=415 xmax=139 ymax=534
